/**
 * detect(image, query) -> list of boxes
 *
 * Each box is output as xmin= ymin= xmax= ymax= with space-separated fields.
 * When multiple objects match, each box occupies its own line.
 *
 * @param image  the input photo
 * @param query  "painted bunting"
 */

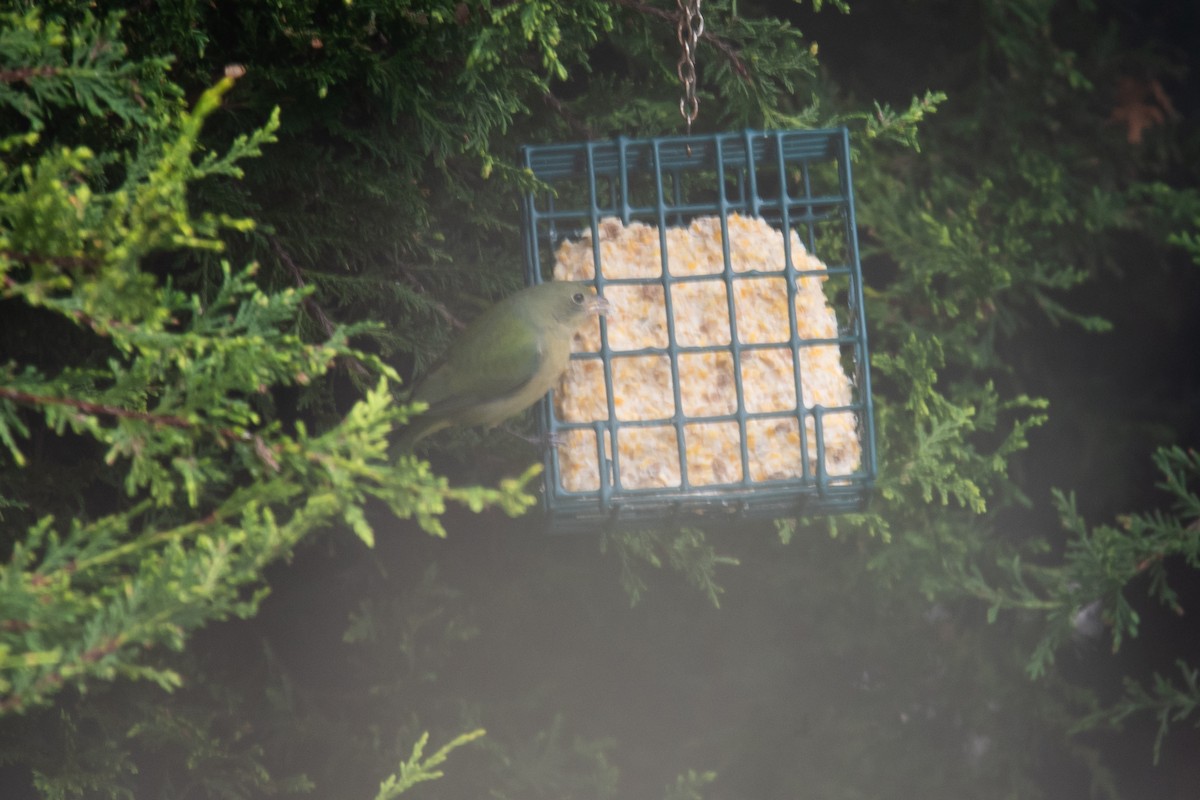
xmin=398 ymin=281 xmax=609 ymax=450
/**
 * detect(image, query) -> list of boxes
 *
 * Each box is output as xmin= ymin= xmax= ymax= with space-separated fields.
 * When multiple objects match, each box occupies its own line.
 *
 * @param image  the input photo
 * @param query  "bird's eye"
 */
xmin=572 ymin=292 xmax=586 ymax=304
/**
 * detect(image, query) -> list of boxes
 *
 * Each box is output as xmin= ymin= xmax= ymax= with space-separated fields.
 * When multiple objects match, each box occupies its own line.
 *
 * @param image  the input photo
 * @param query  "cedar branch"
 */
xmin=611 ymin=0 xmax=752 ymax=82
xmin=269 ymin=235 xmax=372 ymax=379
xmin=0 ymin=387 xmax=293 ymax=471
xmin=0 ymin=386 xmax=199 ymax=430
xmin=0 ymin=66 xmax=59 ymax=84
xmin=0 ymin=249 xmax=103 ymax=271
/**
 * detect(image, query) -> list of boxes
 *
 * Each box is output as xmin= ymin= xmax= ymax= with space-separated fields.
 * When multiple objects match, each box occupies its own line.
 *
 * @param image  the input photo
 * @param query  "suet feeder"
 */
xmin=520 ymin=128 xmax=876 ymax=531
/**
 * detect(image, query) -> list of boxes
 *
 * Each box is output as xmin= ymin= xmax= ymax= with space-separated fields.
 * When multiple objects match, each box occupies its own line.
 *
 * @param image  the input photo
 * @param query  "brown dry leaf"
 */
xmin=1110 ymin=77 xmax=1178 ymax=144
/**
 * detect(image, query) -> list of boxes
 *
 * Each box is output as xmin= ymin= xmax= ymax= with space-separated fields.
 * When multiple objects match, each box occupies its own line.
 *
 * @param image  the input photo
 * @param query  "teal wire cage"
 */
xmin=520 ymin=128 xmax=876 ymax=531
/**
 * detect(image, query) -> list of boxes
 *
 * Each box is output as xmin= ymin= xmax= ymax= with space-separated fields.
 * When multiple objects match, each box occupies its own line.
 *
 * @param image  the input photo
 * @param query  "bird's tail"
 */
xmin=395 ymin=425 xmax=422 ymax=454
xmin=395 ymin=414 xmax=443 ymax=454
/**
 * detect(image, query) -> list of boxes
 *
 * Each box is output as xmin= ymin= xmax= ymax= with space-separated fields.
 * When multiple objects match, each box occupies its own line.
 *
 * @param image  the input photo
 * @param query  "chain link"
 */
xmin=676 ymin=0 xmax=704 ymax=134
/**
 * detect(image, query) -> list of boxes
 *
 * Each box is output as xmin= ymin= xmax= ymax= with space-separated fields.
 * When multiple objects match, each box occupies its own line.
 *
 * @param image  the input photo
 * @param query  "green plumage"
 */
xmin=398 ymin=281 xmax=608 ymax=450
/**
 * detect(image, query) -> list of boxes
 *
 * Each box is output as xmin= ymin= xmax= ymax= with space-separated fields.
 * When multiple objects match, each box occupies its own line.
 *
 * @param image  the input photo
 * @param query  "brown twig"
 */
xmin=0 ymin=386 xmax=199 ymax=431
xmin=396 ymin=267 xmax=468 ymax=331
xmin=0 ymin=66 xmax=59 ymax=84
xmin=611 ymin=0 xmax=752 ymax=83
xmin=268 ymin=235 xmax=373 ymax=378
xmin=0 ymin=633 xmax=126 ymax=715
xmin=1134 ymin=552 xmax=1164 ymax=574
xmin=0 ymin=249 xmax=102 ymax=272
xmin=270 ymin=236 xmax=336 ymax=338
xmin=0 ymin=387 xmax=298 ymax=475
xmin=542 ymin=91 xmax=595 ymax=138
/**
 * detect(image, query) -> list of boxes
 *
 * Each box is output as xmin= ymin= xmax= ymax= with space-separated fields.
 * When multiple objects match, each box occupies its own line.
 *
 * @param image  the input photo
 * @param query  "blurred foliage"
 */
xmin=373 ymin=728 xmax=487 ymax=800
xmin=0 ymin=0 xmax=536 ymax=745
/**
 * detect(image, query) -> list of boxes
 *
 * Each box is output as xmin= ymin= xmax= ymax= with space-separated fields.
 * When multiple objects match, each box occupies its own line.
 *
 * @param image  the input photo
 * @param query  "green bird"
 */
xmin=398 ymin=281 xmax=610 ymax=451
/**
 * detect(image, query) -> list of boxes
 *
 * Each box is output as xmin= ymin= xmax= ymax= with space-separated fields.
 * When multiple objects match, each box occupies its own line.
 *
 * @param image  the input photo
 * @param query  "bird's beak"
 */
xmin=587 ymin=295 xmax=611 ymax=316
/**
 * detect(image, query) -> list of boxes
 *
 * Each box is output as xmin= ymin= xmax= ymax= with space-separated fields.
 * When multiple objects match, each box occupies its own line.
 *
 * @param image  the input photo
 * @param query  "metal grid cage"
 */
xmin=520 ymin=128 xmax=876 ymax=531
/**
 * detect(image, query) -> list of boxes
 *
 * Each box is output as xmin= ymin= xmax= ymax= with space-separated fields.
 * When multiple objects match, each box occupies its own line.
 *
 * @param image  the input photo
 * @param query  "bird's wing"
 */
xmin=413 ymin=311 xmax=546 ymax=416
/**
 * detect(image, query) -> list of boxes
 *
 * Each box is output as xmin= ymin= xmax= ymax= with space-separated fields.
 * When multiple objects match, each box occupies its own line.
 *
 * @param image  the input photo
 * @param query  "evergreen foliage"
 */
xmin=0 ymin=0 xmax=1197 ymax=797
xmin=0 ymin=7 xmax=535 ymax=720
xmin=373 ymin=728 xmax=486 ymax=800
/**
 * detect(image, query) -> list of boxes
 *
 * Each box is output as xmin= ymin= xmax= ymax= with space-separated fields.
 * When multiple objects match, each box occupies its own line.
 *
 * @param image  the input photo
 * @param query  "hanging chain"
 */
xmin=676 ymin=0 xmax=704 ymax=135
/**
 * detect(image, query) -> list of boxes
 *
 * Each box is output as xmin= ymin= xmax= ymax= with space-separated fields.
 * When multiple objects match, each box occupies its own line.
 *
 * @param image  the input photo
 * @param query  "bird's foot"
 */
xmin=500 ymin=425 xmax=565 ymax=449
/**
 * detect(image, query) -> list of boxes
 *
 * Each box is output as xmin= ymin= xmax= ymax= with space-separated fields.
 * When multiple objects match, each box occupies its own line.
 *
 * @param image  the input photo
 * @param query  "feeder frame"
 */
xmin=520 ymin=127 xmax=876 ymax=532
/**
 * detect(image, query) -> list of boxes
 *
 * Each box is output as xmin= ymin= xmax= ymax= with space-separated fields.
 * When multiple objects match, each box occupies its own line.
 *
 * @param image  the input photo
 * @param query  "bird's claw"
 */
xmin=501 ymin=426 xmax=565 ymax=450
